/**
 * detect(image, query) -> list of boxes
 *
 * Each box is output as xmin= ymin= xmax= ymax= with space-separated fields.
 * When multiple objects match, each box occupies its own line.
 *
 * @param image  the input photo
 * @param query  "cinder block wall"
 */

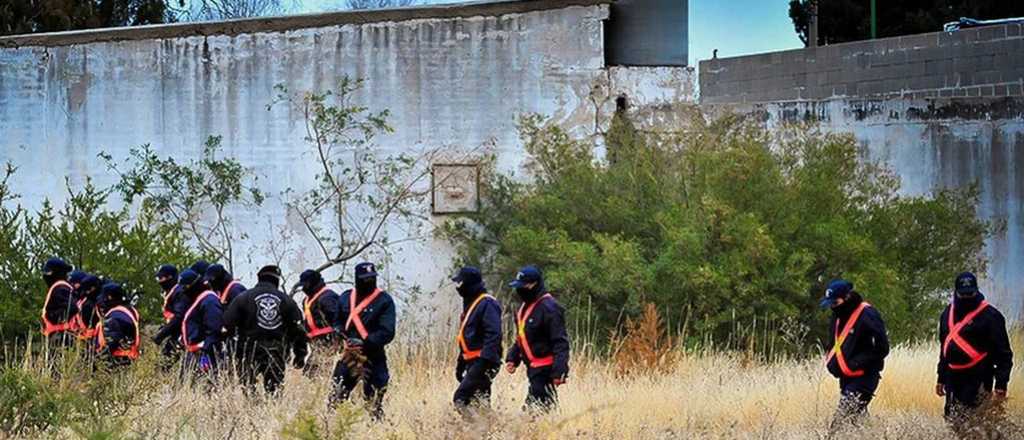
xmin=700 ymin=23 xmax=1024 ymax=104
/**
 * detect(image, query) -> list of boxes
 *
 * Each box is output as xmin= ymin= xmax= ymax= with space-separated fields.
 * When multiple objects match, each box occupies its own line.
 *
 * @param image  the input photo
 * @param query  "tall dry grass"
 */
xmin=7 ymin=331 xmax=1019 ymax=440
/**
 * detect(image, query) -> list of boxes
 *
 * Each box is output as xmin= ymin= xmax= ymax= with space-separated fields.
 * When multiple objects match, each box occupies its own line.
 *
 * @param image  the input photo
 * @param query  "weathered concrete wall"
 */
xmin=700 ymin=23 xmax=1024 ymax=104
xmin=0 ymin=0 xmax=694 ymax=333
xmin=752 ymin=98 xmax=1024 ymax=321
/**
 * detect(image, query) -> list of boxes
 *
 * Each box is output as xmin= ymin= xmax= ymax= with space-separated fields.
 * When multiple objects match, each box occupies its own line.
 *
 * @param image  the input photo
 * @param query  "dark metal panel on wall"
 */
xmin=606 ymin=0 xmax=688 ymax=66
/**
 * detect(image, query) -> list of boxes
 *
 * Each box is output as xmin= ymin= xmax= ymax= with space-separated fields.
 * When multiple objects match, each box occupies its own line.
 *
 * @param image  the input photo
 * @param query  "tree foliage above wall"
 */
xmin=443 ymin=111 xmax=993 ymax=355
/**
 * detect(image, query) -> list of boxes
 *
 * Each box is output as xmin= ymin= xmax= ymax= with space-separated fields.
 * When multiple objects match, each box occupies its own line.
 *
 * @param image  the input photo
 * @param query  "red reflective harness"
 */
xmin=824 ymin=302 xmax=870 ymax=378
xmin=457 ymin=294 xmax=494 ymax=361
xmin=304 ymin=286 xmax=334 ymax=339
xmin=181 ymin=291 xmax=216 ymax=353
xmin=943 ymin=300 xmax=990 ymax=370
xmin=345 ymin=288 xmax=381 ymax=339
xmin=219 ymin=280 xmax=241 ymax=304
xmin=96 ymin=306 xmax=140 ymax=359
xmin=161 ymin=284 xmax=178 ymax=323
xmin=41 ymin=281 xmax=76 ymax=336
xmin=72 ymin=297 xmax=98 ymax=340
xmin=516 ymin=293 xmax=555 ymax=369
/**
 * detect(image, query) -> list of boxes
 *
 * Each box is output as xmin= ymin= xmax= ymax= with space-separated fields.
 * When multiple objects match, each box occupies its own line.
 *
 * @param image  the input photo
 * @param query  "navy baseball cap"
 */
xmin=189 ymin=260 xmax=211 ymax=276
xmin=178 ymin=269 xmax=201 ymax=288
xmin=299 ymin=269 xmax=322 ymax=284
xmin=509 ymin=265 xmax=542 ymax=288
xmin=820 ymin=279 xmax=853 ymax=308
xmin=355 ymin=262 xmax=378 ymax=279
xmin=955 ymin=272 xmax=979 ymax=295
xmin=43 ymin=258 xmax=72 ymax=276
xmin=452 ymin=266 xmax=482 ymax=285
xmin=155 ymin=264 xmax=178 ymax=280
xmin=69 ymin=270 xmax=88 ymax=286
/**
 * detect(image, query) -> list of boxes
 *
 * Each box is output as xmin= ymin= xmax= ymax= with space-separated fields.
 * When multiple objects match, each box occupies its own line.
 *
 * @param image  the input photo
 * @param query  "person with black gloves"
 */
xmin=330 ymin=262 xmax=396 ymax=420
xmin=451 ymin=266 xmax=502 ymax=411
xmin=41 ymin=258 xmax=79 ymax=347
xmin=820 ymin=279 xmax=890 ymax=432
xmin=178 ymin=269 xmax=225 ymax=381
xmin=299 ymin=269 xmax=340 ymax=345
xmin=223 ymin=265 xmax=308 ymax=395
xmin=72 ymin=275 xmax=103 ymax=343
xmin=205 ymin=263 xmax=246 ymax=306
xmin=153 ymin=268 xmax=193 ymax=360
xmin=936 ymin=272 xmax=1014 ymax=438
xmin=505 ymin=266 xmax=570 ymax=412
xmin=94 ymin=282 xmax=141 ymax=367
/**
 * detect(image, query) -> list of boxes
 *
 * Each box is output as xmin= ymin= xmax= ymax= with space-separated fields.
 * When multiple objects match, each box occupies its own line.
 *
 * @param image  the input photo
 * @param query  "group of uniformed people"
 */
xmin=39 ymin=256 xmax=572 ymax=416
xmin=820 ymin=272 xmax=1014 ymax=437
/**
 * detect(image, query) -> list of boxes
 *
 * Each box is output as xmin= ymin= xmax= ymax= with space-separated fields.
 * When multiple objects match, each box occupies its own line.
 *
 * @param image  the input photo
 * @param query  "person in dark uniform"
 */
xmin=451 ymin=266 xmax=502 ymax=411
xmin=72 ymin=275 xmax=103 ymax=344
xmin=153 ymin=267 xmax=192 ymax=361
xmin=41 ymin=258 xmax=78 ymax=347
xmin=936 ymin=272 xmax=1014 ymax=438
xmin=94 ymin=282 xmax=141 ymax=368
xmin=178 ymin=269 xmax=224 ymax=381
xmin=330 ymin=262 xmax=396 ymax=420
xmin=205 ymin=263 xmax=246 ymax=306
xmin=299 ymin=269 xmax=340 ymax=375
xmin=505 ymin=266 xmax=570 ymax=412
xmin=820 ymin=279 xmax=890 ymax=432
xmin=223 ymin=265 xmax=308 ymax=395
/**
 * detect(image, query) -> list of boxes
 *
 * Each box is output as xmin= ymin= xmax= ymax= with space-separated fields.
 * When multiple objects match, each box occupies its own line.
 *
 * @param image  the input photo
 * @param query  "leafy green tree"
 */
xmin=101 ymin=135 xmax=263 ymax=273
xmin=0 ymin=166 xmax=201 ymax=344
xmin=443 ymin=112 xmax=991 ymax=354
xmin=789 ymin=0 xmax=1024 ymax=46
xmin=0 ymin=0 xmax=170 ymax=37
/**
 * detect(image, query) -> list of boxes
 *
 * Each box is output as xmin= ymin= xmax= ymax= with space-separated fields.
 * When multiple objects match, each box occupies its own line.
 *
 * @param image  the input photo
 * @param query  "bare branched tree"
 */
xmin=169 ymin=0 xmax=294 ymax=21
xmin=345 ymin=0 xmax=418 ymax=10
xmin=269 ymin=77 xmax=448 ymax=289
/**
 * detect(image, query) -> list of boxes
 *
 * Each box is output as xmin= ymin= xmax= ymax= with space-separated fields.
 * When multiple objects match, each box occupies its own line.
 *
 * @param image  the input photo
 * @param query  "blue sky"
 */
xmin=297 ymin=0 xmax=804 ymax=66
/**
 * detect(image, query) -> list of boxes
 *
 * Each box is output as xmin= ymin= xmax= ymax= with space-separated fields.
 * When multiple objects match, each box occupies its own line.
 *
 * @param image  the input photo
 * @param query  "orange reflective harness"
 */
xmin=456 ymin=294 xmax=495 ymax=361
xmin=516 ymin=293 xmax=555 ymax=369
xmin=943 ymin=300 xmax=990 ymax=370
xmin=181 ymin=291 xmax=216 ymax=353
xmin=345 ymin=288 xmax=382 ymax=340
xmin=96 ymin=306 xmax=140 ymax=359
xmin=41 ymin=281 xmax=76 ymax=336
xmin=218 ymin=280 xmax=241 ymax=304
xmin=161 ymin=284 xmax=178 ymax=323
xmin=824 ymin=302 xmax=870 ymax=378
xmin=304 ymin=286 xmax=334 ymax=339
xmin=73 ymin=297 xmax=98 ymax=340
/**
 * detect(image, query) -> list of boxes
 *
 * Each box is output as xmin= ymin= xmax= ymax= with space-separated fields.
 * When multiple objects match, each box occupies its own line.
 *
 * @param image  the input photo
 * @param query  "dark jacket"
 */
xmin=100 ymin=307 xmax=138 ymax=354
xmin=506 ymin=294 xmax=570 ymax=381
xmin=826 ymin=295 xmax=890 ymax=378
xmin=44 ymin=281 xmax=78 ymax=326
xmin=334 ymin=288 xmax=396 ymax=361
xmin=219 ymin=281 xmax=247 ymax=306
xmin=154 ymin=285 xmax=190 ymax=344
xmin=181 ymin=292 xmax=224 ymax=353
xmin=457 ymin=293 xmax=503 ymax=365
xmin=78 ymin=297 xmax=100 ymax=330
xmin=223 ymin=281 xmax=308 ymax=362
xmin=304 ymin=287 xmax=340 ymax=338
xmin=937 ymin=295 xmax=1014 ymax=390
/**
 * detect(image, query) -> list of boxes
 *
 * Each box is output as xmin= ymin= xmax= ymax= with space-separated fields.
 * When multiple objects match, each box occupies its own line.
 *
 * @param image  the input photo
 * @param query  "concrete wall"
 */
xmin=0 ymin=0 xmax=694 ymax=333
xmin=700 ymin=23 xmax=1024 ymax=104
xmin=699 ymin=27 xmax=1024 ymax=320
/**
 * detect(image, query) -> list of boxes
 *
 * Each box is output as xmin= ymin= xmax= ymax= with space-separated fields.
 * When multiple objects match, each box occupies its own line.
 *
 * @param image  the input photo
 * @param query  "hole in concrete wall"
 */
xmin=616 ymin=94 xmax=629 ymax=112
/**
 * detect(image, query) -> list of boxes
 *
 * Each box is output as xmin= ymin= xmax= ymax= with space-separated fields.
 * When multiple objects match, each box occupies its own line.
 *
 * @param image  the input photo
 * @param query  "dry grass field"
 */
xmin=11 ymin=333 xmax=1016 ymax=440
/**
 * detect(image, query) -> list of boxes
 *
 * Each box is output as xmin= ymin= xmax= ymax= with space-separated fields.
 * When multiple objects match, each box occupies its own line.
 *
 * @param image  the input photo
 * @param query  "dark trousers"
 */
xmin=453 ymin=360 xmax=498 ymax=409
xmin=829 ymin=373 xmax=880 ymax=432
xmin=237 ymin=343 xmax=287 ymax=395
xmin=331 ymin=358 xmax=389 ymax=419
xmin=525 ymin=366 xmax=558 ymax=411
xmin=944 ymin=377 xmax=1002 ymax=439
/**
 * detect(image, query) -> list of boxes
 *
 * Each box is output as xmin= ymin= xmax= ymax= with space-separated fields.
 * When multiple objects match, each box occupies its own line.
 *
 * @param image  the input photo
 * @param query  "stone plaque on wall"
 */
xmin=432 ymin=164 xmax=480 ymax=214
